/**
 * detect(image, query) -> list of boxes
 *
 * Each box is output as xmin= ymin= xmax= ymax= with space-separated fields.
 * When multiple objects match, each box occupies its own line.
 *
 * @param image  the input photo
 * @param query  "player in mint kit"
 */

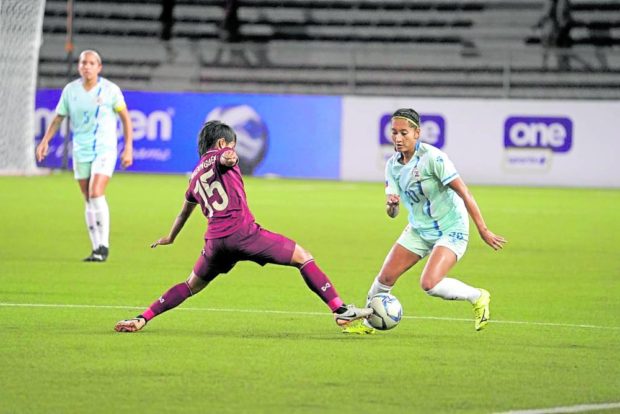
xmin=344 ymin=108 xmax=506 ymax=334
xmin=115 ymin=120 xmax=371 ymax=332
xmin=36 ymin=50 xmax=133 ymax=262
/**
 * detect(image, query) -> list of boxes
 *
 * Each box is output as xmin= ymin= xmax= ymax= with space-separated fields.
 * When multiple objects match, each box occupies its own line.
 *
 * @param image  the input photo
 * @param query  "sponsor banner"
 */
xmin=341 ymin=96 xmax=619 ymax=187
xmin=35 ymin=90 xmax=341 ymax=178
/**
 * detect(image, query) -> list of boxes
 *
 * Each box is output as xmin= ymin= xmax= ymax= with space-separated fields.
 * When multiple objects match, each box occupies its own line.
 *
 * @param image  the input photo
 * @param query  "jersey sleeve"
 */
xmin=111 ymin=84 xmax=127 ymax=112
xmin=384 ymin=158 xmax=399 ymax=195
xmin=431 ymin=151 xmax=460 ymax=186
xmin=184 ymin=179 xmax=198 ymax=204
xmin=55 ymin=85 xmax=70 ymax=117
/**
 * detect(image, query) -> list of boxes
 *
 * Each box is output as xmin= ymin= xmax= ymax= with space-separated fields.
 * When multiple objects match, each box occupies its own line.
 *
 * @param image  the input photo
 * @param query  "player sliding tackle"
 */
xmin=115 ymin=120 xmax=371 ymax=333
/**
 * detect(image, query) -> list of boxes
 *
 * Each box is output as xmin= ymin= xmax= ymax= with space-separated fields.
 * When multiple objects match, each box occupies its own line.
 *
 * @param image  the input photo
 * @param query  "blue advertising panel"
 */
xmin=35 ymin=90 xmax=342 ymax=179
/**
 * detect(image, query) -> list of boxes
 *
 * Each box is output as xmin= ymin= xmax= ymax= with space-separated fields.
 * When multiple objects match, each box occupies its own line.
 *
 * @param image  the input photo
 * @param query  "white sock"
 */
xmin=366 ymin=276 xmax=393 ymax=307
xmin=426 ymin=277 xmax=481 ymax=303
xmin=90 ymin=196 xmax=109 ymax=248
xmin=361 ymin=276 xmax=394 ymax=328
xmin=84 ymin=201 xmax=100 ymax=250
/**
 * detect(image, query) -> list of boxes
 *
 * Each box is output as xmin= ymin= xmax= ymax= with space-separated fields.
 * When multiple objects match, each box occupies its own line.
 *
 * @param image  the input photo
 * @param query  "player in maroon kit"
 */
xmin=115 ymin=120 xmax=372 ymax=332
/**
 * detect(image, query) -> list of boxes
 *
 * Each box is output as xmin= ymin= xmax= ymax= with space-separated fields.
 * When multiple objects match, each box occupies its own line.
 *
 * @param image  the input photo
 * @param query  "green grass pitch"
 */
xmin=1 ymin=173 xmax=619 ymax=413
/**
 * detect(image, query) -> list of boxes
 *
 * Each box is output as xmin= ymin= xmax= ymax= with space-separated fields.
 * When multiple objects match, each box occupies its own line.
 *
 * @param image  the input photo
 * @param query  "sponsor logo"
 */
xmin=34 ymin=107 xmax=174 ymax=163
xmin=504 ymin=116 xmax=572 ymax=153
xmin=34 ymin=107 xmax=174 ymax=142
xmin=205 ymin=105 xmax=268 ymax=175
xmin=129 ymin=109 xmax=173 ymax=142
xmin=503 ymin=116 xmax=572 ymax=172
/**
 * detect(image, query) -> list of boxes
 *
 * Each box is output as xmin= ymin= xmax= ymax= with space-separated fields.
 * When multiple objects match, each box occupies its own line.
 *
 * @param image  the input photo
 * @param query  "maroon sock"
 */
xmin=141 ymin=282 xmax=192 ymax=321
xmin=299 ymin=260 xmax=344 ymax=312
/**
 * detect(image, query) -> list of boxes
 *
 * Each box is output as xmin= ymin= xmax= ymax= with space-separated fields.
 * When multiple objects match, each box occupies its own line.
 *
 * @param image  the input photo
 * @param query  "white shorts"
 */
xmin=397 ymin=223 xmax=469 ymax=261
xmin=73 ymin=151 xmax=117 ymax=180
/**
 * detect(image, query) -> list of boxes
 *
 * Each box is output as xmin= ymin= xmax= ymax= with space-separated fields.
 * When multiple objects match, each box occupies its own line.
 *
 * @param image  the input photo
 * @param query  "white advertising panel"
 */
xmin=340 ymin=96 xmax=619 ymax=187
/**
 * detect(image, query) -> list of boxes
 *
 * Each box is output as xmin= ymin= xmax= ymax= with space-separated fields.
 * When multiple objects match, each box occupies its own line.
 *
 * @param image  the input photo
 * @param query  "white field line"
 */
xmin=0 ymin=302 xmax=619 ymax=331
xmin=495 ymin=401 xmax=620 ymax=414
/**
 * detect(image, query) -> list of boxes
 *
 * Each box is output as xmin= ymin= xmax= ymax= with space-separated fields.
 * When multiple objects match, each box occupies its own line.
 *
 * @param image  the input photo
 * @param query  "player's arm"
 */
xmin=448 ymin=177 xmax=507 ymax=251
xmin=386 ymin=194 xmax=400 ymax=218
xmin=219 ymin=147 xmax=238 ymax=167
xmin=35 ymin=114 xmax=65 ymax=162
xmin=117 ymin=107 xmax=133 ymax=169
xmin=151 ymin=200 xmax=198 ymax=248
xmin=384 ymin=159 xmax=400 ymax=218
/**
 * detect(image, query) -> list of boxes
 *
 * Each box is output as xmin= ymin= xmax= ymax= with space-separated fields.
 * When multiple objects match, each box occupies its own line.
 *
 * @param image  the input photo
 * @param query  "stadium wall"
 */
xmin=340 ymin=96 xmax=620 ymax=188
xmin=35 ymin=90 xmax=341 ymax=179
xmin=35 ymin=90 xmax=619 ymax=187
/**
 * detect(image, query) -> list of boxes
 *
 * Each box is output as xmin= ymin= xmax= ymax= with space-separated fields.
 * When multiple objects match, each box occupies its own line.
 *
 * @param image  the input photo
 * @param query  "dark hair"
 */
xmin=197 ymin=120 xmax=237 ymax=156
xmin=392 ymin=108 xmax=420 ymax=128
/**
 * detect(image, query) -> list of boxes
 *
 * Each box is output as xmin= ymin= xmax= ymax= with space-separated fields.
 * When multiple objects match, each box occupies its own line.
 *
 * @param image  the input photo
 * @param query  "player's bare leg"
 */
xmin=343 ymin=243 xmax=420 ymax=334
xmin=422 ymin=246 xmax=489 ymax=331
xmin=370 ymin=243 xmax=421 ymax=305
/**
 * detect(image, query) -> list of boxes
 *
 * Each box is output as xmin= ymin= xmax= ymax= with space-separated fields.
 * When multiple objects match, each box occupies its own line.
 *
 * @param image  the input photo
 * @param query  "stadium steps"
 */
xmin=39 ymin=0 xmax=620 ymax=99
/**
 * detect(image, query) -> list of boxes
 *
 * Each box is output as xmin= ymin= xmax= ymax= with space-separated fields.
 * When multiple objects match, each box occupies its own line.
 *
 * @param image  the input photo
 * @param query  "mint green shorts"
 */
xmin=397 ymin=223 xmax=469 ymax=261
xmin=73 ymin=151 xmax=117 ymax=180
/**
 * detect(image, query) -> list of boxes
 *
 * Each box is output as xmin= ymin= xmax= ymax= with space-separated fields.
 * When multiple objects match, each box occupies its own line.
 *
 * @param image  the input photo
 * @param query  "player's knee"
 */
xmin=291 ymin=244 xmax=313 ymax=267
xmin=186 ymin=272 xmax=209 ymax=294
xmin=420 ymin=276 xmax=438 ymax=292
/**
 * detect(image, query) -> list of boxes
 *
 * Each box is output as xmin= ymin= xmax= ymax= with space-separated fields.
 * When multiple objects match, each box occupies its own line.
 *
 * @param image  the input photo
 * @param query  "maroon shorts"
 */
xmin=193 ymin=222 xmax=296 ymax=283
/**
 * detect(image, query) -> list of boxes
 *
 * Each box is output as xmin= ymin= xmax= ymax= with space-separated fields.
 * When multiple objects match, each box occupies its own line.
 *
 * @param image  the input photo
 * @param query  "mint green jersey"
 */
xmin=56 ymin=77 xmax=126 ymax=162
xmin=385 ymin=142 xmax=468 ymax=237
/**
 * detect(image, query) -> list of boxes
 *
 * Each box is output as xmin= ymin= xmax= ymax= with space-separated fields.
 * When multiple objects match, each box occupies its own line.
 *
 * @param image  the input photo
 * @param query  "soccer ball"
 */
xmin=367 ymin=293 xmax=403 ymax=330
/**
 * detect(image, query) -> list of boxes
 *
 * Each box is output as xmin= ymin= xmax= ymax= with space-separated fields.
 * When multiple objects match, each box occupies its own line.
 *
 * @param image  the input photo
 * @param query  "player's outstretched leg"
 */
xmin=297 ymin=258 xmax=372 ymax=326
xmin=114 ymin=279 xmax=197 ymax=333
xmin=472 ymin=288 xmax=490 ymax=331
xmin=115 ymin=317 xmax=146 ymax=332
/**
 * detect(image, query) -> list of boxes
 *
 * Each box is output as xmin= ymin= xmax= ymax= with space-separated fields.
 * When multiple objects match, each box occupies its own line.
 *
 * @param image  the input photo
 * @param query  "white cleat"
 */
xmin=334 ymin=304 xmax=373 ymax=326
xmin=114 ymin=317 xmax=146 ymax=333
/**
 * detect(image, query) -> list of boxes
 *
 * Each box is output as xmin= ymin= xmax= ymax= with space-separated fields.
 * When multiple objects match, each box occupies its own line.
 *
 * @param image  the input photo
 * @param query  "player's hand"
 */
xmin=35 ymin=141 xmax=48 ymax=162
xmin=479 ymin=229 xmax=507 ymax=251
xmin=220 ymin=150 xmax=238 ymax=167
xmin=121 ymin=146 xmax=133 ymax=169
xmin=151 ymin=236 xmax=173 ymax=248
xmin=386 ymin=194 xmax=400 ymax=206
xmin=386 ymin=194 xmax=400 ymax=218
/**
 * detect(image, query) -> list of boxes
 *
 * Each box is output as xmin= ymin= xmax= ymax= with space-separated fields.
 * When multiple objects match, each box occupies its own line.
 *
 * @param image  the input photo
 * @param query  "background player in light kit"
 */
xmin=114 ymin=120 xmax=371 ymax=332
xmin=35 ymin=50 xmax=133 ymax=262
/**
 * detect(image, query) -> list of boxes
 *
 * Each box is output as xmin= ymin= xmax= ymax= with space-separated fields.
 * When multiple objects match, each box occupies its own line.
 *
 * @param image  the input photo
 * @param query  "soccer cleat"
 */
xmin=83 ymin=249 xmax=103 ymax=262
xmin=114 ymin=317 xmax=147 ymax=333
xmin=472 ymin=289 xmax=491 ymax=331
xmin=341 ymin=319 xmax=376 ymax=335
xmin=98 ymin=245 xmax=109 ymax=261
xmin=333 ymin=304 xmax=373 ymax=326
xmin=83 ymin=246 xmax=108 ymax=262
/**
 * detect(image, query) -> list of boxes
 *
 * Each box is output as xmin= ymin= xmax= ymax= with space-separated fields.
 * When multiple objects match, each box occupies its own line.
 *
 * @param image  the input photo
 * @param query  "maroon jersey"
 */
xmin=185 ymin=147 xmax=255 ymax=239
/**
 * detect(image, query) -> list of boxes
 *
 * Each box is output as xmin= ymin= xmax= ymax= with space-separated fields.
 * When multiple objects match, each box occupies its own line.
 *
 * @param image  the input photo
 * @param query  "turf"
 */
xmin=1 ymin=173 xmax=619 ymax=414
